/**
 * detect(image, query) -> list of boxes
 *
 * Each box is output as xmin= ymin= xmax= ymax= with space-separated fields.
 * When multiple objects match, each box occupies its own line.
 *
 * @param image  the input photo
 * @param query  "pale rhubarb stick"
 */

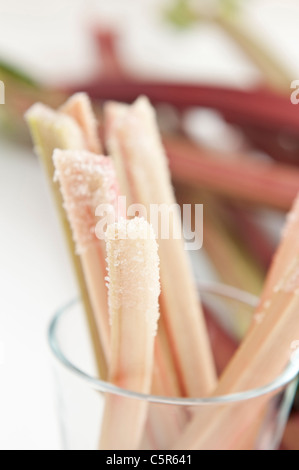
xmin=99 ymin=218 xmax=160 ymax=450
xmin=25 ymin=103 xmax=107 ymax=378
xmin=59 ymin=92 xmax=102 ymax=153
xmin=107 ymin=99 xmax=184 ymax=447
xmin=105 ymin=101 xmax=181 ymax=397
xmin=105 ymin=96 xmax=216 ymax=397
xmin=251 ymin=194 xmax=299 ymax=331
xmin=227 ymin=196 xmax=299 ymax=448
xmin=174 ymin=256 xmax=299 ymax=449
xmin=207 ymin=193 xmax=299 ymax=449
xmin=105 ymin=99 xmax=197 ymax=449
xmin=104 ymin=101 xmax=134 ymax=205
xmin=139 ymin=313 xmax=188 ymax=449
xmin=53 ymin=149 xmax=119 ymax=362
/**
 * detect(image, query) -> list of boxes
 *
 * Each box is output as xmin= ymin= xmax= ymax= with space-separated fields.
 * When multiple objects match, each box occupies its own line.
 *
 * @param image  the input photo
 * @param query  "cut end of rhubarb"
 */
xmin=60 ymin=93 xmax=102 ymax=154
xmin=104 ymin=101 xmax=129 ymax=144
xmin=53 ymin=149 xmax=118 ymax=253
xmin=106 ymin=217 xmax=160 ymax=337
xmin=132 ymin=95 xmax=155 ymax=117
xmin=25 ymin=102 xmax=86 ymax=154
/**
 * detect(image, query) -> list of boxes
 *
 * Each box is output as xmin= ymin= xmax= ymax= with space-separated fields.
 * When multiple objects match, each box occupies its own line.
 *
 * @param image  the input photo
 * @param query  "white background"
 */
xmin=1 ymin=0 xmax=299 ymax=450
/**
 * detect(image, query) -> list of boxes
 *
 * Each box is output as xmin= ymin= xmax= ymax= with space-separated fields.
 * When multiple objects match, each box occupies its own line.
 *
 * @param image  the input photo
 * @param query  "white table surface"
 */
xmin=1 ymin=0 xmax=299 ymax=450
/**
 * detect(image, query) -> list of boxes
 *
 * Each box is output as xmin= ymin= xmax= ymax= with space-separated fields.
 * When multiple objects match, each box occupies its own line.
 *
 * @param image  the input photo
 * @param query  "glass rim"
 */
xmin=48 ymin=281 xmax=299 ymax=406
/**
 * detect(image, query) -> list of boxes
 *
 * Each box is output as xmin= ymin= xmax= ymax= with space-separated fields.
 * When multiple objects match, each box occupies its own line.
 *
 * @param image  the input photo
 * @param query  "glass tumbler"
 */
xmin=48 ymin=282 xmax=299 ymax=450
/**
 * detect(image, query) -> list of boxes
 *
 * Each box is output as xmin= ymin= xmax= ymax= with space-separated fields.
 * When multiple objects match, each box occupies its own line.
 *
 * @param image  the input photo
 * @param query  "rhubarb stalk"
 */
xmin=99 ymin=218 xmax=160 ymax=450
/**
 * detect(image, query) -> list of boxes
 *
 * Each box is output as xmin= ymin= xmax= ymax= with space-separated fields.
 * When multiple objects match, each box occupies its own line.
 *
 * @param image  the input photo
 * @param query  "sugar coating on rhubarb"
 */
xmin=53 ymin=149 xmax=118 ymax=253
xmin=106 ymin=217 xmax=160 ymax=337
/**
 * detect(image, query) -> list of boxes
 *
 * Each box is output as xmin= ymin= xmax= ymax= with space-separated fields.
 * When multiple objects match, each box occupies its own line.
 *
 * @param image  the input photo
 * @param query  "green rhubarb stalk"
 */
xmin=215 ymin=14 xmax=293 ymax=94
xmin=25 ymin=103 xmax=107 ymax=379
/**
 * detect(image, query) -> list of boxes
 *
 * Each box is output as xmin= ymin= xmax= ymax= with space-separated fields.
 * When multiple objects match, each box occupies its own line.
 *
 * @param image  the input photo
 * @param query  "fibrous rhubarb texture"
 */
xmin=105 ymin=100 xmax=182 ymax=399
xmin=99 ymin=218 xmax=160 ymax=450
xmin=53 ymin=149 xmax=119 ymax=362
xmin=60 ymin=92 xmax=102 ymax=153
xmin=251 ymin=194 xmax=299 ymax=331
xmin=174 ymin=254 xmax=299 ymax=449
xmin=25 ymin=98 xmax=106 ymax=378
xmin=105 ymin=96 xmax=216 ymax=397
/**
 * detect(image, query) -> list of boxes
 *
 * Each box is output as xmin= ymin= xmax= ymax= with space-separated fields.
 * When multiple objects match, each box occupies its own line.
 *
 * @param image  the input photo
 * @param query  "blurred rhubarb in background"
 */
xmin=1 ymin=0 xmax=299 ymax=449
